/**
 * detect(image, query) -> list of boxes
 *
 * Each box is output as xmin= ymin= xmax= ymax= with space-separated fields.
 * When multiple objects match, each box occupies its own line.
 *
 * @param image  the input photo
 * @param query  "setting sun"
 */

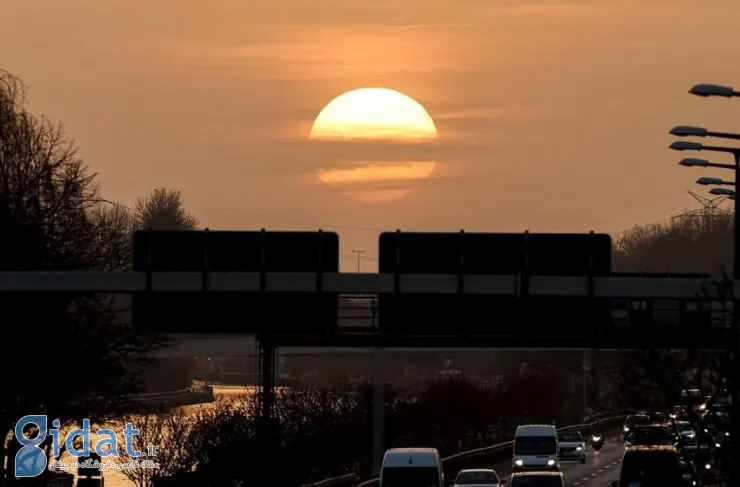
xmin=310 ymin=88 xmax=438 ymax=203
xmin=309 ymin=88 xmax=438 ymax=141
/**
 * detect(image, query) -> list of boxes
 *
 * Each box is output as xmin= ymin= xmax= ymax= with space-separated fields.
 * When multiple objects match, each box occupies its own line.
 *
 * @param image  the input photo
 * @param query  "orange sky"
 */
xmin=3 ymin=0 xmax=740 ymax=270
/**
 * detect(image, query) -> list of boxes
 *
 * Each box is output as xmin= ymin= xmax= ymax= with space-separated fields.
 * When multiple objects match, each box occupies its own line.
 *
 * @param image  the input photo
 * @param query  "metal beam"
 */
xmin=153 ymin=338 xmax=722 ymax=358
xmin=0 ymin=271 xmax=733 ymax=298
xmin=268 ymin=332 xmax=732 ymax=350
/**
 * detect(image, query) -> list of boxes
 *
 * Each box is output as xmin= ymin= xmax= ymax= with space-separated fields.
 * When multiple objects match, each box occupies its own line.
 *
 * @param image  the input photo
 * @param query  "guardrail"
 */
xmin=299 ymin=474 xmax=358 ymax=487
xmin=306 ymin=415 xmax=627 ymax=487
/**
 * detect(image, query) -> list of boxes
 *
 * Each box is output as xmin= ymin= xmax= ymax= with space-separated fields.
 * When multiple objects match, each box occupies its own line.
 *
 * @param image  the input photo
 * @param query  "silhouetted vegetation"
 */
xmin=137 ymin=377 xmax=573 ymax=487
xmin=134 ymin=188 xmax=199 ymax=231
xmin=0 ymin=71 xmax=199 ymax=486
xmin=613 ymin=211 xmax=732 ymax=274
xmin=607 ymin=211 xmax=733 ymax=411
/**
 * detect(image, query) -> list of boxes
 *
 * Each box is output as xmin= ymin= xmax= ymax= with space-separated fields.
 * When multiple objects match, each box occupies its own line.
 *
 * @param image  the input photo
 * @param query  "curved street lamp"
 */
xmin=696 ymin=177 xmax=733 ymax=186
xmin=670 ymin=141 xmax=740 ymax=158
xmin=684 ymin=83 xmax=740 ymax=485
xmin=670 ymin=126 xmax=740 ymax=141
xmin=671 ymin=126 xmax=709 ymax=137
xmin=689 ymin=83 xmax=739 ymax=97
xmin=670 ymin=141 xmax=704 ymax=151
xmin=678 ymin=158 xmax=737 ymax=170
xmin=709 ymin=187 xmax=736 ymax=196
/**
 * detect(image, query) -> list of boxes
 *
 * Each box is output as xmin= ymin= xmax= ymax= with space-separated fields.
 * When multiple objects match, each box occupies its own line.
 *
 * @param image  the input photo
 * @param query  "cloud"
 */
xmin=433 ymin=106 xmax=544 ymax=121
xmin=123 ymin=23 xmax=470 ymax=81
xmin=494 ymin=3 xmax=597 ymax=17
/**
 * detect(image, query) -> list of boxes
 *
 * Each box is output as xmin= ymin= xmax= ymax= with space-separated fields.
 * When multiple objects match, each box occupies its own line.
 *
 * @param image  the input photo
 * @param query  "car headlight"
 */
xmin=726 ymin=432 xmax=730 ymax=436
xmin=515 ymin=460 xmax=523 ymax=466
xmin=624 ymin=427 xmax=629 ymax=432
xmin=715 ymin=443 xmax=721 ymax=448
xmin=576 ymin=446 xmax=582 ymax=451
xmin=547 ymin=460 xmax=555 ymax=466
xmin=704 ymin=464 xmax=711 ymax=470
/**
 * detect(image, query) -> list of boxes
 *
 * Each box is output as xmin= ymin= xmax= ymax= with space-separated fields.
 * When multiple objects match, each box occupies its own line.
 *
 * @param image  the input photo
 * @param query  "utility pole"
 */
xmin=352 ymin=249 xmax=365 ymax=273
xmin=582 ymin=349 xmax=591 ymax=419
xmin=350 ymin=248 xmax=385 ymax=476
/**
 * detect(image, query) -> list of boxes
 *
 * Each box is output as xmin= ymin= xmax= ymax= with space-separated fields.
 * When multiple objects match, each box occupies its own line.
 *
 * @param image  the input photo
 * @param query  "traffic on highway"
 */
xmin=377 ymin=389 xmax=732 ymax=487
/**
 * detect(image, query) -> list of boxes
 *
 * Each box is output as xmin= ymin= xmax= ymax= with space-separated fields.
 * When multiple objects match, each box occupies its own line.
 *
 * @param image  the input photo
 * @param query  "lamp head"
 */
xmin=679 ymin=158 xmax=709 ymax=167
xmin=670 ymin=141 xmax=703 ymax=151
xmin=670 ymin=125 xmax=708 ymax=137
xmin=689 ymin=84 xmax=735 ymax=97
xmin=709 ymin=187 xmax=735 ymax=196
xmin=696 ymin=177 xmax=724 ymax=186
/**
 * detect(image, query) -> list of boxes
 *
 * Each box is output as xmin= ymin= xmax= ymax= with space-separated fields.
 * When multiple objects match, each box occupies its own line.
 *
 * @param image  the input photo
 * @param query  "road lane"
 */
xmin=555 ymin=443 xmax=622 ymax=487
xmin=478 ymin=440 xmax=623 ymax=487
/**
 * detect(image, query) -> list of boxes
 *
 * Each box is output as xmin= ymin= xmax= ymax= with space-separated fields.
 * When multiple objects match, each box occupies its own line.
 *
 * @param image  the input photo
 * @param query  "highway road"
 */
xmin=482 ymin=440 xmax=623 ymax=487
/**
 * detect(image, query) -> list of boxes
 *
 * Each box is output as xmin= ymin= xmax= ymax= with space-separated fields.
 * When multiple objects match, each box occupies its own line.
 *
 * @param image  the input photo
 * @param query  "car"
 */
xmin=622 ymin=414 xmax=651 ymax=441
xmin=556 ymin=431 xmax=586 ymax=463
xmin=452 ymin=469 xmax=503 ymax=487
xmin=512 ymin=425 xmax=559 ymax=471
xmin=509 ymin=471 xmax=565 ymax=487
xmin=714 ymin=429 xmax=730 ymax=448
xmin=624 ymin=424 xmax=673 ymax=448
xmin=380 ymin=448 xmax=444 ymax=487
xmin=610 ymin=445 xmax=692 ymax=487
xmin=670 ymin=405 xmax=687 ymax=420
xmin=669 ymin=421 xmax=696 ymax=443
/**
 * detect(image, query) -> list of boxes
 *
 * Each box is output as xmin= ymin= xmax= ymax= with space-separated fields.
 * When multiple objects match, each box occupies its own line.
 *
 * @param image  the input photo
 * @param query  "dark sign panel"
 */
xmin=378 ymin=232 xmax=612 ymax=337
xmin=611 ymin=272 xmax=714 ymax=330
xmin=132 ymin=230 xmax=339 ymax=334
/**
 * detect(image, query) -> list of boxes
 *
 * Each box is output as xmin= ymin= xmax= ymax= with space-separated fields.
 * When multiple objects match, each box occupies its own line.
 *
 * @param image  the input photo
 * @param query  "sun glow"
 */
xmin=309 ymin=88 xmax=438 ymax=202
xmin=309 ymin=88 xmax=438 ymax=141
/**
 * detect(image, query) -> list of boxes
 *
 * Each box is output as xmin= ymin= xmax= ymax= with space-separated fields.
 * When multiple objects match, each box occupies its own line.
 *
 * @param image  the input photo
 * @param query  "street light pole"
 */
xmin=351 ymin=248 xmax=384 ymax=476
xmin=671 ymin=117 xmax=740 ymax=485
xmin=352 ymin=249 xmax=366 ymax=274
xmin=682 ymin=87 xmax=740 ymax=486
xmin=731 ymin=156 xmax=739 ymax=487
xmin=582 ymin=350 xmax=591 ymax=419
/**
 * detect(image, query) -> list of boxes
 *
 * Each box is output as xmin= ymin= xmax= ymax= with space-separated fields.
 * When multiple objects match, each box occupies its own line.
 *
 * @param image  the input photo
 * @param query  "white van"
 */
xmin=512 ymin=425 xmax=559 ymax=471
xmin=380 ymin=448 xmax=444 ymax=487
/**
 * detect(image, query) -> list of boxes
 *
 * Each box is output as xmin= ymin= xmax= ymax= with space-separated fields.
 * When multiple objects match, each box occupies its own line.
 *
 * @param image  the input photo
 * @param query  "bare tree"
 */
xmin=116 ymin=411 xmax=196 ymax=487
xmin=610 ymin=211 xmax=733 ymax=399
xmin=608 ymin=210 xmax=733 ymax=483
xmin=613 ymin=211 xmax=732 ymax=275
xmin=134 ymin=188 xmax=199 ymax=231
xmin=0 ymin=70 xmax=163 ymax=486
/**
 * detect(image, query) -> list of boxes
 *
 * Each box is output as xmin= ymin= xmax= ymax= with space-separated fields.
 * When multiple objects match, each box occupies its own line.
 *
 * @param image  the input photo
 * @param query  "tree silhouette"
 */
xmin=134 ymin=188 xmax=198 ymax=231
xmin=0 ymin=70 xmax=162 ymax=486
xmin=607 ymin=211 xmax=732 ymax=413
xmin=613 ymin=211 xmax=732 ymax=275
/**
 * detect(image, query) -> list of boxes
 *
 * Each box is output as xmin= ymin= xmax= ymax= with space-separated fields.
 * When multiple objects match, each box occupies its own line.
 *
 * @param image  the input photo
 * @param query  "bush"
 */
xmin=143 ymin=376 xmax=573 ymax=487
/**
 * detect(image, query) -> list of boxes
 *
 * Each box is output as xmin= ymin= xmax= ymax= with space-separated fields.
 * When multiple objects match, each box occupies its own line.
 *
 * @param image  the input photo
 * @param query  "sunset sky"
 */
xmin=3 ymin=0 xmax=740 ymax=270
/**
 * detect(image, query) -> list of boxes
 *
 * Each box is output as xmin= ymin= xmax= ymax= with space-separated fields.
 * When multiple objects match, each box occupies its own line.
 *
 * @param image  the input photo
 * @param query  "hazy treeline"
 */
xmin=613 ymin=210 xmax=733 ymax=274
xmin=609 ymin=210 xmax=733 ymax=419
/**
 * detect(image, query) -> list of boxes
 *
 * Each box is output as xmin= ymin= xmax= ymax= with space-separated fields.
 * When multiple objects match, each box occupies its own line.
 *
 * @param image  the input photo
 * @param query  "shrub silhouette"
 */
xmin=157 ymin=376 xmax=572 ymax=486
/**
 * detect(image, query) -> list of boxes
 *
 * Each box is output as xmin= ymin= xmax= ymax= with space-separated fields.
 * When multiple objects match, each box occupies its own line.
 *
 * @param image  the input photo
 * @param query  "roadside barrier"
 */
xmin=299 ymin=474 xmax=359 ymax=487
xmin=308 ymin=414 xmax=628 ymax=487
